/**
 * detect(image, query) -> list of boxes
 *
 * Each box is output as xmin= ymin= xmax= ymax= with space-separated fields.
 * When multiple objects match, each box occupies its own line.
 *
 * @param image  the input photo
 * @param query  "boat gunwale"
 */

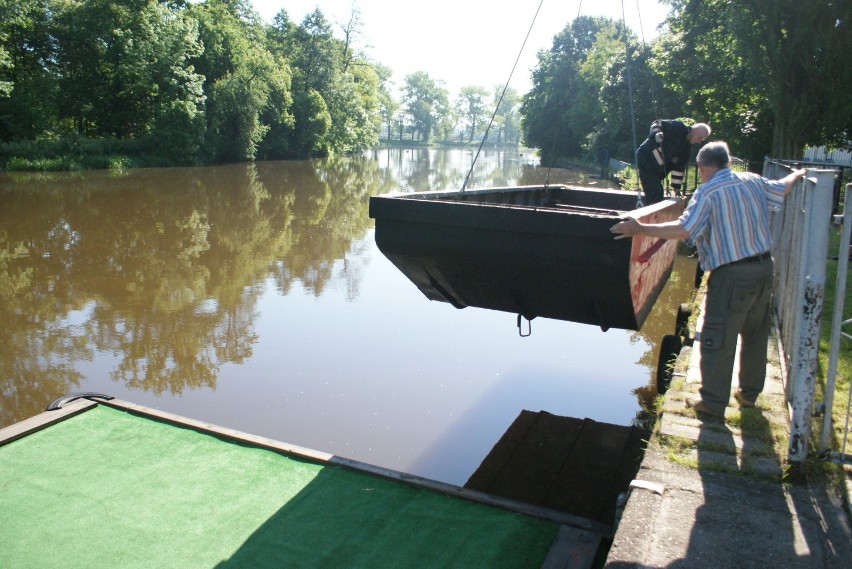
xmin=370 ymin=186 xmax=684 ymax=226
xmin=379 ymin=184 xmax=624 ymax=200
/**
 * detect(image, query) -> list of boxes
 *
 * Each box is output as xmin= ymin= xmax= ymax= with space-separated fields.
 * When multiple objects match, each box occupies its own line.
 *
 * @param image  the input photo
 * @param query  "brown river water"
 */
xmin=0 ymin=147 xmax=697 ymax=485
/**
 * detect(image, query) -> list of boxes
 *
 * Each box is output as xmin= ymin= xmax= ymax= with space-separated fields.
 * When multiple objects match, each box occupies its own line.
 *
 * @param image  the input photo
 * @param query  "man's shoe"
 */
xmin=734 ymin=390 xmax=756 ymax=408
xmin=685 ymin=396 xmax=723 ymax=418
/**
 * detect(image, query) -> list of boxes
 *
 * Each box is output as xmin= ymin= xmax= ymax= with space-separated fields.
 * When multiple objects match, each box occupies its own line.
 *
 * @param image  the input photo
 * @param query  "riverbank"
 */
xmin=604 ymin=288 xmax=852 ymax=568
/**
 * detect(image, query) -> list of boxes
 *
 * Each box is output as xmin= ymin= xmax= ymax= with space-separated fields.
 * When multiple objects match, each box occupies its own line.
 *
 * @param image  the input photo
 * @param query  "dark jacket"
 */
xmin=637 ymin=119 xmax=693 ymax=191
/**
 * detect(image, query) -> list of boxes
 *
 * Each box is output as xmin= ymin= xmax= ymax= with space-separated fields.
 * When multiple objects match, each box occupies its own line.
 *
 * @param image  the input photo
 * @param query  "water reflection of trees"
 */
xmin=366 ymin=147 xmax=547 ymax=192
xmin=0 ymin=155 xmax=385 ymax=426
xmin=0 ymin=148 xmax=661 ymax=429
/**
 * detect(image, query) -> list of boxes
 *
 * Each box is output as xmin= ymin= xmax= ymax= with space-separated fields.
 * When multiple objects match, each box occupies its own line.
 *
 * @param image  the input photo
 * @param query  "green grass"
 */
xmin=0 ymin=135 xmax=189 ymax=171
xmin=4 ymin=154 xmax=134 ymax=171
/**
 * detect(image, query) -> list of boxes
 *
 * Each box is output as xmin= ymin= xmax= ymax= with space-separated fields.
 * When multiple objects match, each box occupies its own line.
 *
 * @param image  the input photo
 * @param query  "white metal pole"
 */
xmin=788 ymin=170 xmax=834 ymax=463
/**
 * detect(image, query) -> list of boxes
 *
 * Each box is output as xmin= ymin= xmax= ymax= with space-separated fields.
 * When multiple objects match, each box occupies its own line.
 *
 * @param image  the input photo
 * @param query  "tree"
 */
xmin=373 ymin=63 xmax=397 ymax=141
xmin=492 ymin=85 xmax=521 ymax=145
xmin=0 ymin=0 xmax=11 ymax=99
xmin=52 ymin=0 xmax=206 ymax=149
xmin=346 ymin=62 xmax=382 ymax=147
xmin=288 ymin=88 xmax=331 ymax=156
xmin=138 ymin=3 xmax=207 ymax=164
xmin=338 ymin=2 xmax=364 ymax=74
xmin=730 ymin=0 xmax=852 ymax=157
xmin=455 ymin=86 xmax=489 ymax=143
xmin=402 ymin=71 xmax=449 ymax=142
xmin=50 ymin=0 xmax=122 ymax=136
xmin=284 ymin=9 xmax=341 ymax=155
xmin=656 ymin=0 xmax=773 ymax=161
xmin=660 ymin=0 xmax=852 ymax=159
xmin=521 ymin=17 xmax=616 ymax=163
xmin=189 ymin=0 xmax=292 ymax=162
xmin=268 ymin=6 xmax=380 ymax=156
xmin=0 ymin=0 xmax=57 ymax=141
xmin=593 ymin=37 xmax=679 ymax=162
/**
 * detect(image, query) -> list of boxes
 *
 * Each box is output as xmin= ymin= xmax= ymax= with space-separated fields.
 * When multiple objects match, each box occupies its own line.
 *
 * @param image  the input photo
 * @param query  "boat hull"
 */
xmin=369 ymin=185 xmax=685 ymax=331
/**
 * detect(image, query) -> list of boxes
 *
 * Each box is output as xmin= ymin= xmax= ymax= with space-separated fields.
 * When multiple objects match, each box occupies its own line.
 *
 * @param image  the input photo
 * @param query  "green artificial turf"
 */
xmin=0 ymin=405 xmax=559 ymax=568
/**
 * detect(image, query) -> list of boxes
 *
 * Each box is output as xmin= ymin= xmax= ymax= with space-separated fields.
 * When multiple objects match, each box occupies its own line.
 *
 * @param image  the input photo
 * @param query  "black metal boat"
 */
xmin=369 ymin=185 xmax=685 ymax=331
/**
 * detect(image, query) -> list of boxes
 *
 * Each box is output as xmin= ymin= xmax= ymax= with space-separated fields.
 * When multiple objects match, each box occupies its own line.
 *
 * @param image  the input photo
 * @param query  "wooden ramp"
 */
xmin=466 ymin=410 xmax=646 ymax=526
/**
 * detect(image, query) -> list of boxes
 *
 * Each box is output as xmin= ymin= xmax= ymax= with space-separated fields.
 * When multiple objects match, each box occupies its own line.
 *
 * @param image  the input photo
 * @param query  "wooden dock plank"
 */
xmin=0 ymin=399 xmax=97 ymax=447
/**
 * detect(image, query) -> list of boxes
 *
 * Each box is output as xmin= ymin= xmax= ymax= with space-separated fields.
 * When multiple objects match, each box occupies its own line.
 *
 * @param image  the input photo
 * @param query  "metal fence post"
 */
xmin=787 ymin=170 xmax=834 ymax=462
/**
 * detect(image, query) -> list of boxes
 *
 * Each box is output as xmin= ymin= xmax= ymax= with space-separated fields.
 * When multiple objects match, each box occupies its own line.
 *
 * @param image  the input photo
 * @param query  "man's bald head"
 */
xmin=688 ymin=123 xmax=711 ymax=144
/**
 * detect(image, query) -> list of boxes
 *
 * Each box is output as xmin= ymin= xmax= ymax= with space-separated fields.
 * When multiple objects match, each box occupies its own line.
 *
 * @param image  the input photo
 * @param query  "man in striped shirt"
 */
xmin=610 ymin=141 xmax=806 ymax=418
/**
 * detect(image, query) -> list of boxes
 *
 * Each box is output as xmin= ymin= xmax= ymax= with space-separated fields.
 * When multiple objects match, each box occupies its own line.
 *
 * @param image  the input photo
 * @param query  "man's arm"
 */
xmin=609 ymin=217 xmax=689 ymax=241
xmin=780 ymin=168 xmax=807 ymax=196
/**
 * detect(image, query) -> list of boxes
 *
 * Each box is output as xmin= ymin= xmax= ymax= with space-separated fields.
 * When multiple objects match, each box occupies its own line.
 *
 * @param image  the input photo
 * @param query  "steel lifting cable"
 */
xmin=460 ymin=0 xmax=546 ymax=193
xmin=541 ymin=0 xmax=584 ymax=188
xmin=622 ymin=0 xmax=642 ymax=207
xmin=634 ymin=0 xmax=658 ymax=117
xmin=461 ymin=0 xmax=645 ymax=204
xmin=632 ymin=0 xmax=667 ymax=200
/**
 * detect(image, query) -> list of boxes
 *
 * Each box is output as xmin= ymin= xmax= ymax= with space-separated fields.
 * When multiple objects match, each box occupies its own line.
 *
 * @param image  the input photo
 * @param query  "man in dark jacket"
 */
xmin=636 ymin=119 xmax=711 ymax=204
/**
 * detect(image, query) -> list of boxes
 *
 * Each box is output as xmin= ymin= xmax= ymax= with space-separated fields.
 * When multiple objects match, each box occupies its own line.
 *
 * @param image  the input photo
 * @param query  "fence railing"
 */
xmin=764 ymin=159 xmax=836 ymax=463
xmin=803 ymin=146 xmax=852 ymax=167
xmin=820 ymin=184 xmax=852 ymax=465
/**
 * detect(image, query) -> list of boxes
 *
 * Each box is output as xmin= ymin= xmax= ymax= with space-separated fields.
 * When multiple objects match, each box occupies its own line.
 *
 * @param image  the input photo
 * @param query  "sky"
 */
xmin=250 ymin=0 xmax=671 ymax=95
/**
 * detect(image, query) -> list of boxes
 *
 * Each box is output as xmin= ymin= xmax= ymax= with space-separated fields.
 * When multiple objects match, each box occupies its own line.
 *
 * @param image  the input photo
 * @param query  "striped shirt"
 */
xmin=679 ymin=168 xmax=785 ymax=271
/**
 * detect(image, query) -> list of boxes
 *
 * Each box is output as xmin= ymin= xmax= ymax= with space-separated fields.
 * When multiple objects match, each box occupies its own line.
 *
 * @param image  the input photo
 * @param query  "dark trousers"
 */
xmin=698 ymin=255 xmax=774 ymax=413
xmin=636 ymin=143 xmax=664 ymax=205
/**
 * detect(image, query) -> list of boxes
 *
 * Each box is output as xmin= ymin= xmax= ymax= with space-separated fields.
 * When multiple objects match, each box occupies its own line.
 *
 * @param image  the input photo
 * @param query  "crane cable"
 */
xmin=461 ymin=0 xmax=648 ymax=201
xmin=582 ymin=0 xmax=647 ymax=207
xmin=460 ymin=0 xmax=546 ymax=193
xmin=622 ymin=0 xmax=642 ymax=207
xmin=634 ymin=0 xmax=659 ymax=117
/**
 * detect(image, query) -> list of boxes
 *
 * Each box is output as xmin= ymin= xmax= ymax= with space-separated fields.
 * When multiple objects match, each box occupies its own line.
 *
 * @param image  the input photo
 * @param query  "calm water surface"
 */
xmin=0 ymin=148 xmax=696 ymax=485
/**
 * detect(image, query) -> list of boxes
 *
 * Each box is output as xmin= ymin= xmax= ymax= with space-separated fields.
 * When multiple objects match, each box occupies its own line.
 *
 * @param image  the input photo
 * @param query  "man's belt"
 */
xmin=723 ymin=251 xmax=772 ymax=267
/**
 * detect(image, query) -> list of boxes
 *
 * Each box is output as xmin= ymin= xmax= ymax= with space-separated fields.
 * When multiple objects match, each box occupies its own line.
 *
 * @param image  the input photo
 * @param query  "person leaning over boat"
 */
xmin=636 ymin=119 xmax=711 ymax=204
xmin=610 ymin=141 xmax=807 ymax=418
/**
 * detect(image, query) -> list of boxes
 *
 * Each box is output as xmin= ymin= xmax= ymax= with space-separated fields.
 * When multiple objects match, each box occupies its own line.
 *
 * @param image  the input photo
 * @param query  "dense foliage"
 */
xmin=521 ymin=1 xmax=852 ymax=164
xmin=0 ymin=0 xmax=523 ymax=169
xmin=520 ymin=16 xmax=680 ymax=165
xmin=0 ymin=0 xmax=849 ymax=169
xmin=0 ymin=0 xmax=388 ymax=167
